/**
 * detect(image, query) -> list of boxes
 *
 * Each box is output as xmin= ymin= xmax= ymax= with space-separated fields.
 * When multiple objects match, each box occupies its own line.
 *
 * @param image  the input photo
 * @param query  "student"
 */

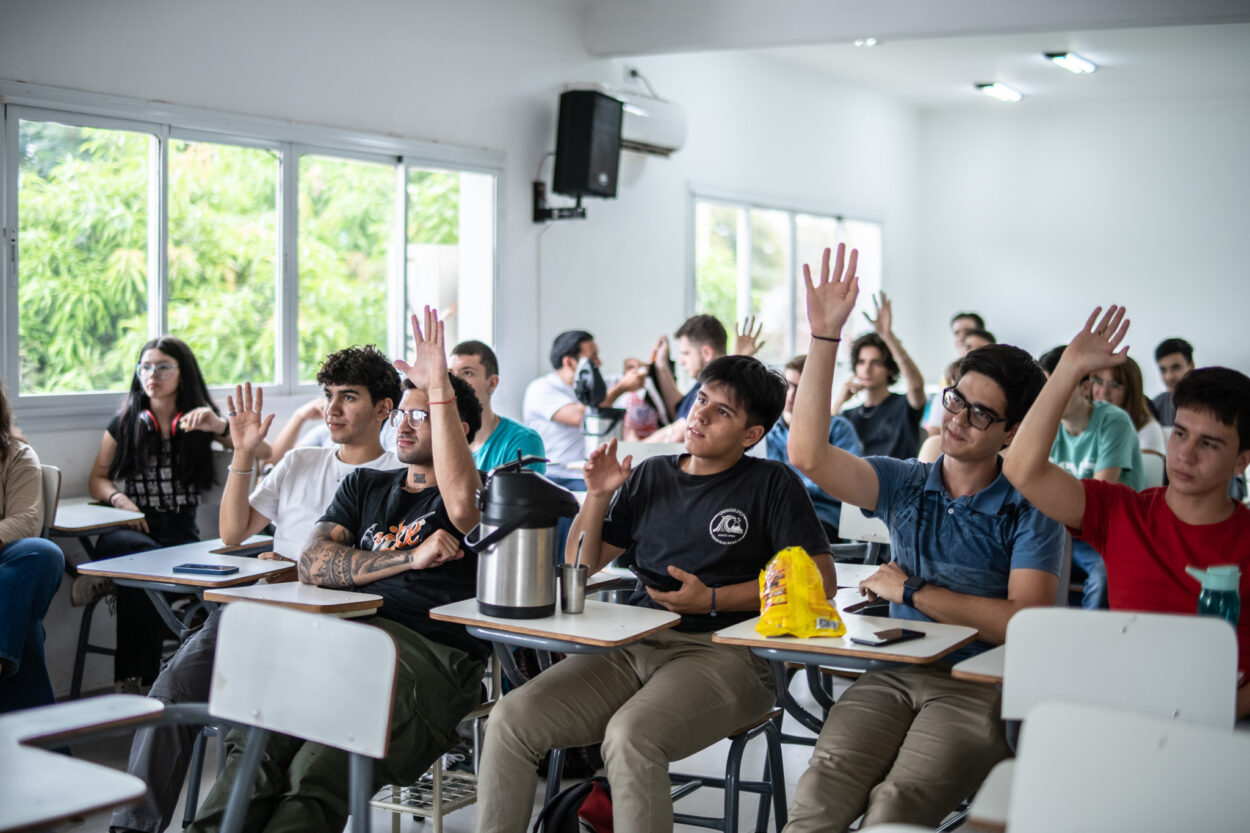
xmin=1090 ymin=356 xmax=1167 ymax=456
xmin=110 ymin=345 xmax=402 ymax=833
xmin=1153 ymin=337 xmax=1195 ymax=427
xmin=0 ymin=381 xmax=63 ymax=714
xmin=949 ymin=311 xmax=986 ymax=355
xmin=450 ymin=339 xmax=546 ymax=473
xmin=765 ymin=354 xmax=863 ymax=539
xmin=784 ymin=245 xmax=1063 ymax=831
xmin=522 ymin=330 xmax=645 ymax=469
xmin=1039 ymin=345 xmax=1143 ymax=609
xmin=960 ymin=327 xmax=996 ymax=354
xmin=646 ymin=314 xmax=729 ymax=443
xmin=187 ymin=309 xmax=487 ymax=833
xmin=87 ymin=336 xmax=243 ymax=692
xmin=1003 ymin=306 xmax=1250 ymax=717
xmin=833 ymin=293 xmax=926 ymax=458
xmin=476 ymin=355 xmax=834 ymax=833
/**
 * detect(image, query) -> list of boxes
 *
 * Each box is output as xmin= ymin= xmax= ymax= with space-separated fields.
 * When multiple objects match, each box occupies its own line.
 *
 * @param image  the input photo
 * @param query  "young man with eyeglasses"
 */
xmin=184 ymin=310 xmax=488 ymax=833
xmin=783 ymin=245 xmax=1063 ymax=832
xmin=110 ymin=345 xmax=402 ymax=833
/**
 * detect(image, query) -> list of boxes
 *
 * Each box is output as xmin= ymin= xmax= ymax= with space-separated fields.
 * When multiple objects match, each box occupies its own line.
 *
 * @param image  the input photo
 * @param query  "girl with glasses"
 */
xmin=1089 ymin=356 xmax=1167 ymax=456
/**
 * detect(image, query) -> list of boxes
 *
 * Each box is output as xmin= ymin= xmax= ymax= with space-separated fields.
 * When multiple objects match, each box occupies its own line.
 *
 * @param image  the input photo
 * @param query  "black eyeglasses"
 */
xmin=388 ymin=408 xmax=429 ymax=429
xmin=941 ymin=387 xmax=1006 ymax=431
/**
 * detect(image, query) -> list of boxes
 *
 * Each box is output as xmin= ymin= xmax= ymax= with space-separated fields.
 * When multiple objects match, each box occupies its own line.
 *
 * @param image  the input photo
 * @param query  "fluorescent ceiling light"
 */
xmin=853 ymin=37 xmax=877 ymax=47
xmin=1045 ymin=52 xmax=1097 ymax=74
xmin=975 ymin=82 xmax=1023 ymax=103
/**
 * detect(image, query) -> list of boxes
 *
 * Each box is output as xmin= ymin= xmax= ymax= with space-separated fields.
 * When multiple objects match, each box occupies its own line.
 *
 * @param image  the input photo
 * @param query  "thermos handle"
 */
xmin=463 ymin=515 xmax=528 ymax=553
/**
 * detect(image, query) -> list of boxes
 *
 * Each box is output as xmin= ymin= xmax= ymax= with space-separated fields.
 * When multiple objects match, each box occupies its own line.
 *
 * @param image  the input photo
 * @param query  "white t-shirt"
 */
xmin=1138 ymin=418 xmax=1167 ymax=456
xmin=523 ymin=372 xmax=584 ymax=465
xmin=248 ymin=446 xmax=402 ymax=560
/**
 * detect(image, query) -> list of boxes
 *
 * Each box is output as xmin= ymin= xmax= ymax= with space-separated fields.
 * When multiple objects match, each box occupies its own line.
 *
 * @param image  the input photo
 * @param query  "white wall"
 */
xmin=913 ymin=96 xmax=1250 ymax=391
xmin=2 ymin=0 xmax=920 ymax=694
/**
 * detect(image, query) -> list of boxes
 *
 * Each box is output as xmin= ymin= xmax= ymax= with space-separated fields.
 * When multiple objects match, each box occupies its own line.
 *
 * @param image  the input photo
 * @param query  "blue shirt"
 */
xmin=765 ymin=416 xmax=863 ymax=530
xmin=473 ymin=415 xmax=547 ymax=474
xmin=675 ymin=383 xmax=701 ymax=420
xmin=865 ymin=455 xmax=1064 ymax=661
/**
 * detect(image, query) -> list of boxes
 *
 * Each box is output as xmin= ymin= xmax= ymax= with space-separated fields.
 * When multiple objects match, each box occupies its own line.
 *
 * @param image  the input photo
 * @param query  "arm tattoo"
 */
xmin=299 ymin=521 xmax=413 ymax=588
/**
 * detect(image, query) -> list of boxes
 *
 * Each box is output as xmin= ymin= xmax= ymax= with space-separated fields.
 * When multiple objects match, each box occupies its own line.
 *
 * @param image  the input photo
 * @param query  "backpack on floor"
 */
xmin=530 ymin=776 xmax=613 ymax=833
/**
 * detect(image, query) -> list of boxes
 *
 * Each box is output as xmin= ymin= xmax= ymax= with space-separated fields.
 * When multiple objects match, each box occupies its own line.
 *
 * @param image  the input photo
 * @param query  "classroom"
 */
xmin=3 ymin=1 xmax=1250 ymax=831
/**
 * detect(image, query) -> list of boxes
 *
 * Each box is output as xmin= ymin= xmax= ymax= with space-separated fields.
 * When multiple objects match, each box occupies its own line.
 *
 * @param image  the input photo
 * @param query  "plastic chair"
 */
xmin=1140 ymin=449 xmax=1165 ymax=488
xmin=833 ymin=503 xmax=890 ymax=565
xmin=39 ymin=464 xmax=61 ymax=537
xmin=207 ymin=601 xmax=398 ymax=833
xmin=1008 ymin=702 xmax=1250 ymax=832
xmin=1001 ymin=607 xmax=1238 ymax=727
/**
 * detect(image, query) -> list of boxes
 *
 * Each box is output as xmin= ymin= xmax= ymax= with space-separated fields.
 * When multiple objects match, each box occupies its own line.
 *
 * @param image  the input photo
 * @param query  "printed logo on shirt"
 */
xmin=362 ymin=510 xmax=436 ymax=551
xmin=709 ymin=508 xmax=748 ymax=545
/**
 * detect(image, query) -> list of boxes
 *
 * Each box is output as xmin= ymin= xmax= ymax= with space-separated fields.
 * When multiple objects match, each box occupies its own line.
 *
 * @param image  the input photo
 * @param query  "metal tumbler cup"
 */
xmin=561 ymin=564 xmax=587 ymax=614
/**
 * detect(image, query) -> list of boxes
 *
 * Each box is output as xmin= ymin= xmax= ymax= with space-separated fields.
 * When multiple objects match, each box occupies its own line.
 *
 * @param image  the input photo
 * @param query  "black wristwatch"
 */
xmin=903 ymin=575 xmax=926 ymax=607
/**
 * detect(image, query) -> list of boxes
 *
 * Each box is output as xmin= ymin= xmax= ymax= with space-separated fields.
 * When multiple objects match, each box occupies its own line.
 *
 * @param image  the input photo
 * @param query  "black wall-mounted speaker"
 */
xmin=553 ymin=90 xmax=623 ymax=199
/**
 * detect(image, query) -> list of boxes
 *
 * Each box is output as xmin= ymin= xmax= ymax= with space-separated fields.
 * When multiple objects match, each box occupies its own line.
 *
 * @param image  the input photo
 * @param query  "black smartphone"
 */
xmin=849 ymin=628 xmax=925 ymax=647
xmin=172 ymin=563 xmax=240 ymax=576
xmin=629 ymin=565 xmax=682 ymax=593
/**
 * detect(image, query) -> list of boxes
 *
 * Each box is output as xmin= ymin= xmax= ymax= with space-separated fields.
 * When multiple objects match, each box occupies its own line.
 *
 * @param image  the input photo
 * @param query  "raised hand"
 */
xmin=393 ymin=306 xmax=449 ymax=393
xmin=1062 ymin=306 xmax=1131 ymax=377
xmin=225 ymin=383 xmax=276 ymax=455
xmin=651 ymin=334 xmax=670 ymax=365
xmin=582 ymin=438 xmax=633 ymax=498
xmin=864 ymin=291 xmax=894 ymax=338
xmin=734 ymin=316 xmax=766 ymax=357
xmin=803 ymin=243 xmax=860 ymax=340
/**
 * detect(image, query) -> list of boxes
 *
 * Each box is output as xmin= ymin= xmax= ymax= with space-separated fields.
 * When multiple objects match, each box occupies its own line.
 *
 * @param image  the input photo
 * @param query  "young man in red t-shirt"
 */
xmin=1004 ymin=305 xmax=1250 ymax=717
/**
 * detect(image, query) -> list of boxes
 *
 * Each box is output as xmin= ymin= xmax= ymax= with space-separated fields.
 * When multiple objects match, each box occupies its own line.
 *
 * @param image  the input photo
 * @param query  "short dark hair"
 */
xmin=951 ymin=312 xmax=985 ymax=330
xmin=697 ymin=355 xmax=786 ymax=447
xmin=550 ymin=331 xmax=594 ymax=370
xmin=850 ymin=333 xmax=900 ymax=385
xmin=316 ymin=345 xmax=400 ymax=408
xmin=1155 ymin=338 xmax=1194 ymax=365
xmin=451 ymin=340 xmax=500 ymax=378
xmin=675 ymin=315 xmax=728 ymax=356
xmin=1037 ymin=346 xmax=1065 ymax=375
xmin=401 ymin=373 xmax=483 ymax=443
xmin=784 ymin=355 xmax=807 ymax=375
xmin=963 ymin=328 xmax=997 ymax=345
xmin=958 ymin=344 xmax=1047 ymax=429
xmin=1173 ymin=367 xmax=1250 ymax=452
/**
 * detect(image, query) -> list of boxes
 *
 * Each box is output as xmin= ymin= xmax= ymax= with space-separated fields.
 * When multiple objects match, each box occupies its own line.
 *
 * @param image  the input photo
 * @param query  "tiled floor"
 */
xmin=52 ymin=673 xmax=851 ymax=832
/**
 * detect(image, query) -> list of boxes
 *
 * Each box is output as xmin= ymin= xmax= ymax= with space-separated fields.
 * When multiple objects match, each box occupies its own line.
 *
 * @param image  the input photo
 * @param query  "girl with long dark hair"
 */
xmin=0 ymin=381 xmax=65 ymax=712
xmin=87 ymin=336 xmax=232 ymax=690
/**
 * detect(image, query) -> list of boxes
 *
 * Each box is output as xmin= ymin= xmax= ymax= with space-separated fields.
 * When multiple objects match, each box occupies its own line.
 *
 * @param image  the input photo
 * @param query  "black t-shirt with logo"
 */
xmin=843 ymin=392 xmax=924 ymax=460
xmin=601 ymin=454 xmax=830 ymax=632
xmin=318 ymin=468 xmax=486 ymax=660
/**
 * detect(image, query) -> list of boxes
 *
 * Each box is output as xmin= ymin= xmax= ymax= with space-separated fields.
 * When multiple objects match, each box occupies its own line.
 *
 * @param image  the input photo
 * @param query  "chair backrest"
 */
xmin=1009 ymin=701 xmax=1250 ymax=833
xmin=210 ymin=601 xmax=397 ymax=758
xmin=1001 ymin=607 xmax=1237 ymax=727
xmin=39 ymin=464 xmax=61 ymax=537
xmin=1140 ymin=449 xmax=1165 ymax=488
xmin=1053 ymin=532 xmax=1072 ymax=607
xmin=838 ymin=503 xmax=890 ymax=545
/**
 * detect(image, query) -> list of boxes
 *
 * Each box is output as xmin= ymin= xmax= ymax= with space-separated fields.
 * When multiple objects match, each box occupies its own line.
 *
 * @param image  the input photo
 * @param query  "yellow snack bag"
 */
xmin=756 ymin=546 xmax=846 ymax=638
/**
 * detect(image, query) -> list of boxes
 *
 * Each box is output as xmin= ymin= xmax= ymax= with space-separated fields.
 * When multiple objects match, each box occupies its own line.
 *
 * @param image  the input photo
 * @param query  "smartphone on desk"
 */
xmin=172 ymin=563 xmax=240 ymax=576
xmin=849 ymin=628 xmax=925 ymax=647
xmin=628 ymin=565 xmax=683 ymax=593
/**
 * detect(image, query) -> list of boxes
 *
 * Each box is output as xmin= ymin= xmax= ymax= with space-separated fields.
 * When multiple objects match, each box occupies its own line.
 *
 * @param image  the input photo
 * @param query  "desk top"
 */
xmin=51 ymin=496 xmax=145 ymax=533
xmin=712 ymin=608 xmax=978 ymax=664
xmin=0 ymin=693 xmax=163 ymax=745
xmin=430 ymin=597 xmax=680 ymax=648
xmin=204 ymin=582 xmax=383 ymax=615
xmin=951 ymin=644 xmax=1005 ymax=684
xmin=834 ymin=562 xmax=879 ymax=588
xmin=77 ymin=537 xmax=292 ymax=587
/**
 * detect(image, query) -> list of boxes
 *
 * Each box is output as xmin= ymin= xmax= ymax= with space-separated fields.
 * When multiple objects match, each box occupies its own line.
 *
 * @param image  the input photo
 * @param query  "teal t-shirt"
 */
xmin=474 ymin=415 xmax=547 ymax=474
xmin=1049 ymin=400 xmax=1144 ymax=490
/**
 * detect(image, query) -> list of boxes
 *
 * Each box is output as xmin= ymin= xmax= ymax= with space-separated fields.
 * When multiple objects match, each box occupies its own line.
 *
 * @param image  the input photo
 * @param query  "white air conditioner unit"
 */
xmin=564 ymin=83 xmax=687 ymax=157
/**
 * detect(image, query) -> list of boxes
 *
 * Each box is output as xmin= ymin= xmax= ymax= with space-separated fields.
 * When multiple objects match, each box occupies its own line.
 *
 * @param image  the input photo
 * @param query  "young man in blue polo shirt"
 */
xmin=783 ymin=245 xmax=1064 ymax=832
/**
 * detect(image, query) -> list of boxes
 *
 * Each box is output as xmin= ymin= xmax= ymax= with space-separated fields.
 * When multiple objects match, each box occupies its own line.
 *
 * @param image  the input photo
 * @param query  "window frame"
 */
xmin=0 ymin=80 xmax=503 ymax=430
xmin=688 ymin=186 xmax=884 ymax=363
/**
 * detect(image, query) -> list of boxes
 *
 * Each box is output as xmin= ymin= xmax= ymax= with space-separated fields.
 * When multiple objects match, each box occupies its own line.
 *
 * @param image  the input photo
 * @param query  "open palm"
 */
xmin=394 ymin=306 xmax=449 ymax=391
xmin=803 ymin=243 xmax=860 ymax=338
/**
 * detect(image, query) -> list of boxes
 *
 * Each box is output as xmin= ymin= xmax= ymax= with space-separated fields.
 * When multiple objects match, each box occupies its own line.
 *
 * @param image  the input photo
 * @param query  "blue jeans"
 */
xmin=1071 ymin=540 xmax=1108 ymax=610
xmin=0 ymin=537 xmax=64 ymax=713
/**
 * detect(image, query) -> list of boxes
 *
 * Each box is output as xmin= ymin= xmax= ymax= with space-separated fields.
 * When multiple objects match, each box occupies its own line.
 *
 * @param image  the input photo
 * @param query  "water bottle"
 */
xmin=1185 ymin=565 xmax=1241 ymax=627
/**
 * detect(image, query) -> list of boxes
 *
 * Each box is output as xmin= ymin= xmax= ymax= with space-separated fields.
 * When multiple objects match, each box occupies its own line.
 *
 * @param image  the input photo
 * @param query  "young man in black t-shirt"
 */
xmin=186 ymin=309 xmax=487 ymax=833
xmin=477 ymin=355 xmax=836 ymax=833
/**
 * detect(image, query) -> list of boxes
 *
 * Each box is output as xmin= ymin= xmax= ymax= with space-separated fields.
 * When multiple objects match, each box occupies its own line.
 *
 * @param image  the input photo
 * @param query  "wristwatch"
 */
xmin=903 ymin=575 xmax=926 ymax=607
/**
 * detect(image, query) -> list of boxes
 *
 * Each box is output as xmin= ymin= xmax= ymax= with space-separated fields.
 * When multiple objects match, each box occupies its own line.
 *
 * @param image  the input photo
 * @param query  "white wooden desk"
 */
xmin=951 ymin=644 xmax=1006 ymax=685
xmin=833 ymin=562 xmax=879 ymax=588
xmin=205 ymin=581 xmax=383 ymax=617
xmin=51 ymin=496 xmax=146 ymax=534
xmin=77 ymin=536 xmax=286 ymax=640
xmin=0 ymin=695 xmax=164 ymax=832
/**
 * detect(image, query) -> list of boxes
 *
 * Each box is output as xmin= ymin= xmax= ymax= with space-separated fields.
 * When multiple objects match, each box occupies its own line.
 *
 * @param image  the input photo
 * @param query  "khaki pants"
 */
xmin=476 ymin=629 xmax=775 ymax=833
xmin=784 ymin=665 xmax=1010 ymax=833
